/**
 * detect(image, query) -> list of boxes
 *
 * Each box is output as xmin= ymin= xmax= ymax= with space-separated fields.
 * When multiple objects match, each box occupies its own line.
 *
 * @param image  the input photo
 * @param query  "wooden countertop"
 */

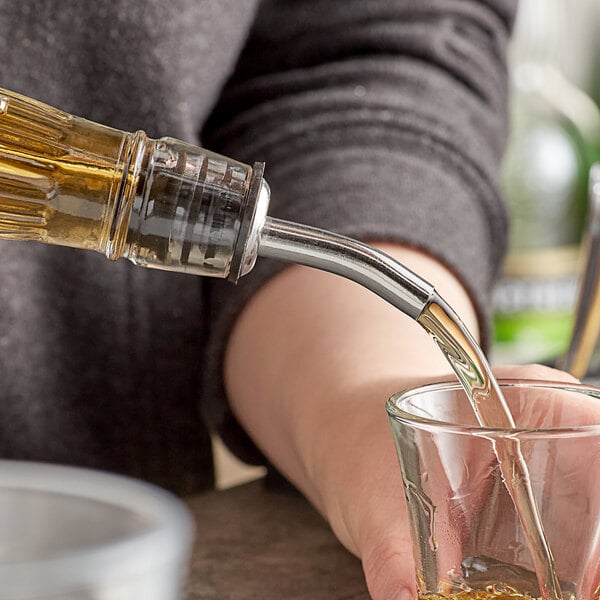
xmin=184 ymin=478 xmax=369 ymax=599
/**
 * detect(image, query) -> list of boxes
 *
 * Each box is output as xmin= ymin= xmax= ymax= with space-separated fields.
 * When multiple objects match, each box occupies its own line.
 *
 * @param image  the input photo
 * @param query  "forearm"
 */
xmin=224 ymin=244 xmax=479 ymax=553
xmin=204 ymin=1 xmax=512 ymax=349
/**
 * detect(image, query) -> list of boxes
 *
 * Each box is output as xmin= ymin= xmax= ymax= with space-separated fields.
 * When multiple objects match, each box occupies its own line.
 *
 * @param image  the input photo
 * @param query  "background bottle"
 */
xmin=492 ymin=0 xmax=600 ymax=364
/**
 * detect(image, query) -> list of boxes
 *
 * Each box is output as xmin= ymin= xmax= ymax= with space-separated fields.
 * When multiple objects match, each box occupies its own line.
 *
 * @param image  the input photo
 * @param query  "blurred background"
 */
xmin=562 ymin=0 xmax=600 ymax=96
xmin=491 ymin=0 xmax=600 ymax=366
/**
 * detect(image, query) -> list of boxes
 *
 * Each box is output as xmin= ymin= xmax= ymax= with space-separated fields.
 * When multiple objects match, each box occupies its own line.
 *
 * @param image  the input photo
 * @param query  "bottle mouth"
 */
xmin=122 ymin=137 xmax=260 ymax=279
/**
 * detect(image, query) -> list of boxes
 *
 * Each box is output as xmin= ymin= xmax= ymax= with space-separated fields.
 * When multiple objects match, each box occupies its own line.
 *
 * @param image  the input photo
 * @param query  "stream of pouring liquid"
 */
xmin=418 ymin=299 xmax=562 ymax=600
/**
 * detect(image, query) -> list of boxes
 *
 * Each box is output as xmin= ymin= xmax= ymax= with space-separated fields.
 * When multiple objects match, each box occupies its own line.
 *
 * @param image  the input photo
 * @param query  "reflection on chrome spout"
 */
xmin=257 ymin=217 xmax=435 ymax=320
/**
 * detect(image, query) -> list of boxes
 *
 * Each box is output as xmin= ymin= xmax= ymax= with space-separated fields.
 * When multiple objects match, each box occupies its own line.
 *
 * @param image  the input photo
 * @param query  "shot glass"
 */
xmin=386 ymin=379 xmax=600 ymax=600
xmin=0 ymin=460 xmax=194 ymax=599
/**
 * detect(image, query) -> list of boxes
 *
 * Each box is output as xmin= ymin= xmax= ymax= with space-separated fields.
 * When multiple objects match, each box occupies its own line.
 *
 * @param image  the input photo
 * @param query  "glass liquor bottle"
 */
xmin=492 ymin=0 xmax=600 ymax=364
xmin=0 ymin=88 xmax=273 ymax=283
xmin=0 ymin=87 xmax=436 ymax=320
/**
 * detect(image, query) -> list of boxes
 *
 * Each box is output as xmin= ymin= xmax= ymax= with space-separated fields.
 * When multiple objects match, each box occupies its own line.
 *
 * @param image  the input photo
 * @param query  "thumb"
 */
xmin=361 ymin=529 xmax=416 ymax=600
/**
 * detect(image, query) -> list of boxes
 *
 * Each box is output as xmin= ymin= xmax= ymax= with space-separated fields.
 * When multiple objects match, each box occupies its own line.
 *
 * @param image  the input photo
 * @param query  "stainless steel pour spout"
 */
xmin=233 ymin=167 xmax=434 ymax=321
xmin=257 ymin=218 xmax=435 ymax=321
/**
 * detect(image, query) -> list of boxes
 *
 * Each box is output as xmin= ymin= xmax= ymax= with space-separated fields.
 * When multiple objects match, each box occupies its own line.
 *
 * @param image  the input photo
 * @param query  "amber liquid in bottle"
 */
xmin=0 ymin=88 xmax=262 ymax=280
xmin=0 ymin=93 xmax=127 ymax=250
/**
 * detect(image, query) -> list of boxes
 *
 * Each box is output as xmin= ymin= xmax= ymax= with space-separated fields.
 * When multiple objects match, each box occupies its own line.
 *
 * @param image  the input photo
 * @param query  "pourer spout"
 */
xmin=257 ymin=217 xmax=435 ymax=321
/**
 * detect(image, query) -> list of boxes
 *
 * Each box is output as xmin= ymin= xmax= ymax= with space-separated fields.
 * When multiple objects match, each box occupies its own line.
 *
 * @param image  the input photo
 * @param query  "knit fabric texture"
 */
xmin=0 ymin=0 xmax=514 ymax=494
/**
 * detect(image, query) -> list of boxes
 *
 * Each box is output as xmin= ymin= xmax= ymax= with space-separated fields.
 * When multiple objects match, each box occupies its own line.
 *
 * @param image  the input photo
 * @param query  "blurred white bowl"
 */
xmin=0 ymin=460 xmax=194 ymax=599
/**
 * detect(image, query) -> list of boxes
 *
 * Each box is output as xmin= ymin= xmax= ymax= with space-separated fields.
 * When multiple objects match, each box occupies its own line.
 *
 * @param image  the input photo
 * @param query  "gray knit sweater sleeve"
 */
xmin=200 ymin=0 xmax=516 ymax=461
xmin=0 ymin=0 xmax=515 ymax=480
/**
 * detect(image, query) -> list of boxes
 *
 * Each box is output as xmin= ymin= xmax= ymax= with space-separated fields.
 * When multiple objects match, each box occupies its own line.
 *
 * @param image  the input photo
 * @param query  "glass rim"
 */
xmin=0 ymin=460 xmax=194 ymax=594
xmin=386 ymin=378 xmax=600 ymax=438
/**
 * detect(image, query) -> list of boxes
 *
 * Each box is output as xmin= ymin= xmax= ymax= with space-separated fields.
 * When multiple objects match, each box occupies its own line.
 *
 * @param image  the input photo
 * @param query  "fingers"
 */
xmin=492 ymin=363 xmax=580 ymax=384
xmin=329 ymin=457 xmax=418 ymax=600
xmin=500 ymin=379 xmax=600 ymax=428
xmin=361 ymin=531 xmax=416 ymax=600
xmin=349 ymin=445 xmax=419 ymax=600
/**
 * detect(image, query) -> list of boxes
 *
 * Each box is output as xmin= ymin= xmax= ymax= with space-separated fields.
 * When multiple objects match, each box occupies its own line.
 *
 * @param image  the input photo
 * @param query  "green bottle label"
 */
xmin=493 ymin=272 xmax=576 ymax=364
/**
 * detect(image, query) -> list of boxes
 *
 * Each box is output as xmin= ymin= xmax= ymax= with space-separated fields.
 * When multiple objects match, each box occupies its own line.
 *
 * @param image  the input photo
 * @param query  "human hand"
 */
xmin=374 ymin=365 xmax=600 ymax=599
xmin=224 ymin=242 xmax=586 ymax=599
xmin=312 ymin=364 xmax=582 ymax=600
